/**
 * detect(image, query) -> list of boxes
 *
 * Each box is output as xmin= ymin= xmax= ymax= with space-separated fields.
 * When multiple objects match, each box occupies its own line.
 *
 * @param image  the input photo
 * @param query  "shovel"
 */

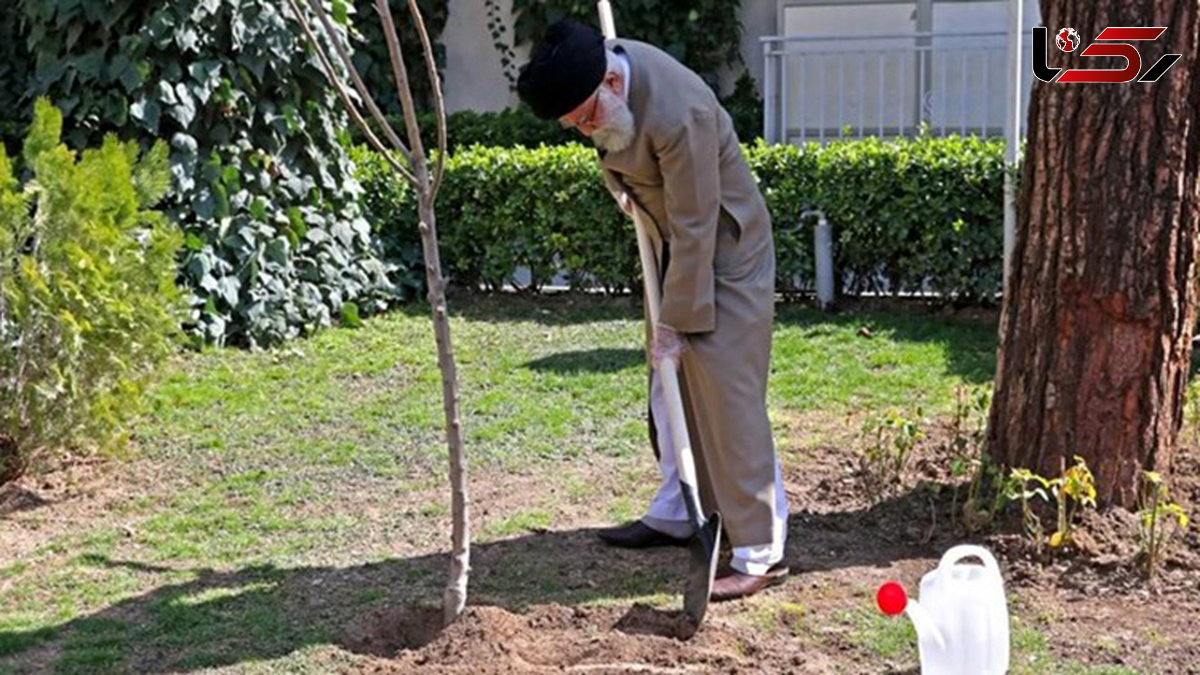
xmin=629 ymin=199 xmax=723 ymax=635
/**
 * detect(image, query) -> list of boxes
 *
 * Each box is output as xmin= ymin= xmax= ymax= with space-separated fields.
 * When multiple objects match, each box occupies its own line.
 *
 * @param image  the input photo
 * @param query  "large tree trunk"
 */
xmin=988 ymin=0 xmax=1200 ymax=507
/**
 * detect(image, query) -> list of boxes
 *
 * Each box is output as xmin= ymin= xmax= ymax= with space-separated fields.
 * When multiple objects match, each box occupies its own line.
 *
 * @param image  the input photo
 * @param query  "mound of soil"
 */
xmin=346 ymin=604 xmax=761 ymax=674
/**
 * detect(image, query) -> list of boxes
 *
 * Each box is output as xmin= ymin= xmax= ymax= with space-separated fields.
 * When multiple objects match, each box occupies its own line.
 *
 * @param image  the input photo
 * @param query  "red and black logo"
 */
xmin=1033 ymin=26 xmax=1182 ymax=83
xmin=1056 ymin=27 xmax=1080 ymax=52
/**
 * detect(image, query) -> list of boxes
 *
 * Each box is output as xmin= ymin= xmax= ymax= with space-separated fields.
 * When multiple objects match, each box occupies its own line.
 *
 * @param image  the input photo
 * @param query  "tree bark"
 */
xmin=418 ymin=194 xmax=469 ymax=623
xmin=989 ymin=0 xmax=1200 ymax=506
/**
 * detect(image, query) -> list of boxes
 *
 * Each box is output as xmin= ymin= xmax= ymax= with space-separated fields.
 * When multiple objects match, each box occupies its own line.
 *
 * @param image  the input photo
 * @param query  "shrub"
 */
xmin=0 ymin=100 xmax=184 ymax=484
xmin=722 ymin=72 xmax=764 ymax=143
xmin=750 ymin=134 xmax=1005 ymax=302
xmin=352 ymin=143 xmax=638 ymax=293
xmin=7 ymin=0 xmax=398 ymax=346
xmin=351 ymin=108 xmax=576 ymax=153
xmin=354 ymin=135 xmax=1007 ymax=301
xmin=347 ymin=144 xmax=425 ymax=298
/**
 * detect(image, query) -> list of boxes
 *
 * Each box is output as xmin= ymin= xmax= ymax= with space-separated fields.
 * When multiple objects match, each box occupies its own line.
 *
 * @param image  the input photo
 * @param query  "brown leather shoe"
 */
xmin=710 ymin=563 xmax=789 ymax=601
xmin=596 ymin=520 xmax=690 ymax=548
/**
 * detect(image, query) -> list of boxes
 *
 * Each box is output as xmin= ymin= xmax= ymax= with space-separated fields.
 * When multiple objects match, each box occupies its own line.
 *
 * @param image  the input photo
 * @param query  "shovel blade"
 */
xmin=681 ymin=512 xmax=722 ymax=635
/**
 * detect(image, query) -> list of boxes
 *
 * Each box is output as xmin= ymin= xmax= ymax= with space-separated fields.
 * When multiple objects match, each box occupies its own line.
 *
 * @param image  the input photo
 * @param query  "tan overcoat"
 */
xmin=599 ymin=38 xmax=780 ymax=547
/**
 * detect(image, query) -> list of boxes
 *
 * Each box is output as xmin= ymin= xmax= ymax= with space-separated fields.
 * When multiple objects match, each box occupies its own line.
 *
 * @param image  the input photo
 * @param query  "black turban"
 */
xmin=516 ymin=19 xmax=606 ymax=120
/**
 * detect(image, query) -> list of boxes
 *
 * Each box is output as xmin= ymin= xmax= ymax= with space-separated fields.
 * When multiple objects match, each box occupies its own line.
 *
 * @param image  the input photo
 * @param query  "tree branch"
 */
xmin=374 ymin=0 xmax=426 ymax=174
xmin=285 ymin=0 xmax=417 ymax=185
xmin=303 ymin=0 xmax=415 ymax=166
xmin=289 ymin=0 xmax=467 ymax=626
xmin=407 ymin=0 xmax=447 ymax=198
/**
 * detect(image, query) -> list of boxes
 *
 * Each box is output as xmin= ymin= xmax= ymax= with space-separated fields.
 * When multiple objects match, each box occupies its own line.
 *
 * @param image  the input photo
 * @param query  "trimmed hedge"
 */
xmin=752 ymin=135 xmax=1005 ymax=301
xmin=351 ymin=108 xmax=576 ymax=154
xmin=351 ymin=83 xmax=766 ymax=155
xmin=353 ymin=135 xmax=1006 ymax=303
xmin=352 ymin=143 xmax=637 ymax=293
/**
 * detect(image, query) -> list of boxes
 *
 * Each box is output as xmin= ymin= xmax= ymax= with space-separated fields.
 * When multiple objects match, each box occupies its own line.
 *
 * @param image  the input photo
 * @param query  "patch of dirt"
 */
xmin=7 ymin=405 xmax=1200 ymax=674
xmin=345 ymin=604 xmax=806 ymax=674
xmin=0 ymin=454 xmax=176 ymax=564
xmin=337 ymin=410 xmax=1200 ymax=674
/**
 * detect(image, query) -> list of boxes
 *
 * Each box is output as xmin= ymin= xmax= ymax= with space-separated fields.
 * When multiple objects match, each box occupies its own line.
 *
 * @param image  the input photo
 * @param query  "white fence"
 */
xmin=762 ymin=30 xmax=1034 ymax=144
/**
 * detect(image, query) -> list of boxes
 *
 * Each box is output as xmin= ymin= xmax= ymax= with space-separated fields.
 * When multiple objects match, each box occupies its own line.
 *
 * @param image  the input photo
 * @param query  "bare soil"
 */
xmin=4 ymin=414 xmax=1199 ymax=674
xmin=335 ymin=417 xmax=1200 ymax=674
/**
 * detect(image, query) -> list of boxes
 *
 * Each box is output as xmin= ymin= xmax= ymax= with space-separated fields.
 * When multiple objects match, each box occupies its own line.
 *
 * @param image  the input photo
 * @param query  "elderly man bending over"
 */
xmin=515 ymin=19 xmax=789 ymax=600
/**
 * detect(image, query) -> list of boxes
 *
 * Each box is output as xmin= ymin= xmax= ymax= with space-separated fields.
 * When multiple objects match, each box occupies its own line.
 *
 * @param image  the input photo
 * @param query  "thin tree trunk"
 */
xmin=989 ymin=0 xmax=1200 ymax=506
xmin=417 ymin=191 xmax=469 ymax=623
xmin=286 ymin=0 xmax=465 ymax=621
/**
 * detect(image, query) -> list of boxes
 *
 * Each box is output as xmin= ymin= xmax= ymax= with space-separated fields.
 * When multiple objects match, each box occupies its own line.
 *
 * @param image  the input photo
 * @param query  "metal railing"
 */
xmin=762 ymin=31 xmax=1034 ymax=144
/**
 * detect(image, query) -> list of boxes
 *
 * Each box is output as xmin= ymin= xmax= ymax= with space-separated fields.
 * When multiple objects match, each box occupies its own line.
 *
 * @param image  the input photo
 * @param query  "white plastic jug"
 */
xmin=877 ymin=545 xmax=1010 ymax=675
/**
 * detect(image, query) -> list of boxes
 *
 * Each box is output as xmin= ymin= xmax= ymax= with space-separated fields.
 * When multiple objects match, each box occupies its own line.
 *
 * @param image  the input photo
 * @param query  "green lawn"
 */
xmin=0 ymin=294 xmax=1132 ymax=673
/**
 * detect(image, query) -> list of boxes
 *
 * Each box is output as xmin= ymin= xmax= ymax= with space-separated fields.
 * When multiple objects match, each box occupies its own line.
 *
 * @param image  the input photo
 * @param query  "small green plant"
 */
xmin=945 ymin=385 xmax=992 ymax=524
xmin=1050 ymin=456 xmax=1097 ymax=549
xmin=946 ymin=385 xmax=974 ymax=473
xmin=1003 ymin=456 xmax=1097 ymax=554
xmin=340 ymin=301 xmax=363 ymax=329
xmin=1006 ymin=468 xmax=1051 ymax=555
xmin=859 ymin=407 xmax=925 ymax=501
xmin=1136 ymin=471 xmax=1190 ymax=580
xmin=1186 ymin=379 xmax=1200 ymax=451
xmin=961 ymin=452 xmax=1009 ymax=533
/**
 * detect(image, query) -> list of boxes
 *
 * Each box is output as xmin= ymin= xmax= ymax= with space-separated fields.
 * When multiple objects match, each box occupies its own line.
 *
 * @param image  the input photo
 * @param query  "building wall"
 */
xmin=441 ymin=0 xmax=777 ymax=113
xmin=439 ymin=0 xmax=1037 ymax=114
xmin=442 ymin=0 xmax=529 ymax=112
xmin=767 ymin=0 xmax=1041 ymax=143
xmin=720 ymin=0 xmax=778 ymax=95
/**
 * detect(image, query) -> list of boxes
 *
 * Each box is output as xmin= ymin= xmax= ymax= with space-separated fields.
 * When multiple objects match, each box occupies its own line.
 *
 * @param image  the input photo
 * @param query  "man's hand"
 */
xmin=618 ymin=191 xmax=634 ymax=216
xmin=652 ymin=323 xmax=686 ymax=365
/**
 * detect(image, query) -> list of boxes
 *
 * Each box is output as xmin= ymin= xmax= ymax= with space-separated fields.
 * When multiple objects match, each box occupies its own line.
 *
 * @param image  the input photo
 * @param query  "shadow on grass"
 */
xmin=394 ymin=293 xmax=997 ymax=384
xmin=523 ymin=347 xmax=643 ymax=374
xmin=0 ymin=485 xmax=951 ymax=673
xmin=395 ymin=290 xmax=643 ymax=327
xmin=0 ymin=485 xmax=52 ymax=517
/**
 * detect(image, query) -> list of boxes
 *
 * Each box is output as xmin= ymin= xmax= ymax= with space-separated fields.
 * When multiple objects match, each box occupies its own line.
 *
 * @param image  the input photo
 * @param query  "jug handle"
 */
xmin=938 ymin=544 xmax=1001 ymax=576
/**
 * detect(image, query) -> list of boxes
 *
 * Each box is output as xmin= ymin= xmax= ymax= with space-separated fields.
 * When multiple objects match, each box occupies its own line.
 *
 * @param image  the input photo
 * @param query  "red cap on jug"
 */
xmin=876 ymin=581 xmax=907 ymax=616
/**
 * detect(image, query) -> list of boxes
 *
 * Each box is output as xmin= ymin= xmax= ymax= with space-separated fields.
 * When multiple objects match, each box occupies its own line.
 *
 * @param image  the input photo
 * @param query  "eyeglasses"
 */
xmin=559 ymin=89 xmax=601 ymax=131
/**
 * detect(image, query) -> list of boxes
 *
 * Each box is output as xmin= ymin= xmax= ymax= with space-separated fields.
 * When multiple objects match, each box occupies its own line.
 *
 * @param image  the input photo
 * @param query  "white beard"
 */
xmin=591 ymin=88 xmax=635 ymax=153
